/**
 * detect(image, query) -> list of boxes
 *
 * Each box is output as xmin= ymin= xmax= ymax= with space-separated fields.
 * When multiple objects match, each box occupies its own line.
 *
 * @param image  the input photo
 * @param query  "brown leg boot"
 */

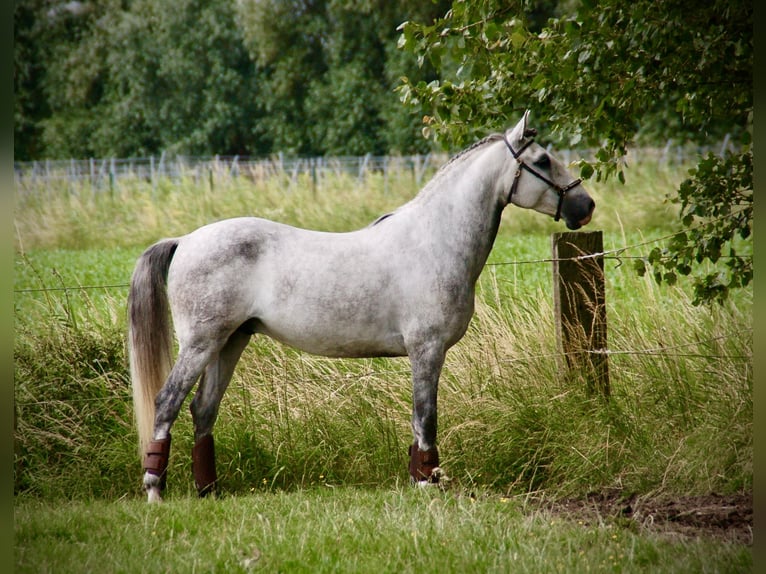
xmin=192 ymin=434 xmax=217 ymax=497
xmin=143 ymin=435 xmax=171 ymax=492
xmin=408 ymin=442 xmax=440 ymax=484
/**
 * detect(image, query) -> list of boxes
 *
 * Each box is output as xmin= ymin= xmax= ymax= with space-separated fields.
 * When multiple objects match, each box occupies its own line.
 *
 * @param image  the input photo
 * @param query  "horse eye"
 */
xmin=534 ymin=154 xmax=551 ymax=169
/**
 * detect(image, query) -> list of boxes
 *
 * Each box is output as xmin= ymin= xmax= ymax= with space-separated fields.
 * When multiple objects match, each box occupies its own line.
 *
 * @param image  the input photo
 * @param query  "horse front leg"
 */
xmin=189 ymin=331 xmax=251 ymax=497
xmin=408 ymin=342 xmax=446 ymax=484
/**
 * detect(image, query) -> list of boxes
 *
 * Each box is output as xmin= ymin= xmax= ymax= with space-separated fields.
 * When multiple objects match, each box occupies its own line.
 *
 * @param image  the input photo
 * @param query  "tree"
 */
xmin=93 ymin=0 xmax=266 ymax=157
xmin=398 ymin=0 xmax=752 ymax=305
xmin=14 ymin=0 xmax=267 ymax=159
xmin=14 ymin=0 xmax=107 ymax=160
xmin=236 ymin=0 xmax=450 ymax=155
xmin=15 ymin=0 xmax=449 ymax=159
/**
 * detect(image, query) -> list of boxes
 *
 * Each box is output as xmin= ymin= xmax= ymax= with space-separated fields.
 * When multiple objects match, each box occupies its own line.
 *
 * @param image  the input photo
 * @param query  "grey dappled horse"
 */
xmin=128 ymin=111 xmax=595 ymax=502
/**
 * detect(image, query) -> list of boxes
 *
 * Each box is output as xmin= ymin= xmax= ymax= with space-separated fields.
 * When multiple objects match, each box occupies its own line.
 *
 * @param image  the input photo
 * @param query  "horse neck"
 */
xmin=411 ymin=141 xmax=508 ymax=281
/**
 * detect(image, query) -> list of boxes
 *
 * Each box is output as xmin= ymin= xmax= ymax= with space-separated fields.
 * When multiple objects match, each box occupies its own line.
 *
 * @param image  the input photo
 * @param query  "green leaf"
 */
xmin=664 ymin=272 xmax=677 ymax=286
xmin=648 ymin=247 xmax=662 ymax=264
xmin=511 ymin=31 xmax=526 ymax=49
xmin=633 ymin=259 xmax=646 ymax=276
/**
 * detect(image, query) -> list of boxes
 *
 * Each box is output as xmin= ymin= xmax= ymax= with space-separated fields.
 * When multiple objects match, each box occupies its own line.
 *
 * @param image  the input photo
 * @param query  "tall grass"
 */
xmin=14 ymin=167 xmax=429 ymax=251
xmin=13 ymin=158 xmax=751 ymax=501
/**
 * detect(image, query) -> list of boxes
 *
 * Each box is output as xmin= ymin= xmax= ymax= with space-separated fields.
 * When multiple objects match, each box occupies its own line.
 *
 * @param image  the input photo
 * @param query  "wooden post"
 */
xmin=551 ymin=231 xmax=609 ymax=397
xmin=109 ymin=157 xmax=115 ymax=197
xmin=311 ymin=157 xmax=318 ymax=197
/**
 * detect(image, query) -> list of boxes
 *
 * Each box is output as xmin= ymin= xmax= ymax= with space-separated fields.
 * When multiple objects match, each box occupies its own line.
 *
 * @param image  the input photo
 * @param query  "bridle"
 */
xmin=503 ymin=131 xmax=581 ymax=222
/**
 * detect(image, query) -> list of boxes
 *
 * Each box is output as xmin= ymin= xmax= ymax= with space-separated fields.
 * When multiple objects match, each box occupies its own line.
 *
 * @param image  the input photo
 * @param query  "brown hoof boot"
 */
xmin=144 ymin=435 xmax=171 ymax=491
xmin=192 ymin=434 xmax=217 ymax=497
xmin=408 ymin=442 xmax=440 ymax=484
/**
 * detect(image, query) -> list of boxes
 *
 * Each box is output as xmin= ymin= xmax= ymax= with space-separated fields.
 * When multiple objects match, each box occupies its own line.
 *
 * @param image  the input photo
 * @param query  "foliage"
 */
xmin=234 ymin=0 xmax=450 ymax=155
xmin=14 ymin=0 xmax=265 ymax=159
xmin=398 ymin=0 xmax=751 ymax=155
xmin=635 ymin=150 xmax=753 ymax=305
xmin=13 ymin=0 xmax=449 ymax=159
xmin=397 ymin=0 xmax=752 ymax=304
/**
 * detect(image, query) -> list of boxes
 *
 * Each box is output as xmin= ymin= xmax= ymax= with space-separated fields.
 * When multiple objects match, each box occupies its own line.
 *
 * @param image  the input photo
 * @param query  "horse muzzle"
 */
xmin=564 ymin=198 xmax=595 ymax=230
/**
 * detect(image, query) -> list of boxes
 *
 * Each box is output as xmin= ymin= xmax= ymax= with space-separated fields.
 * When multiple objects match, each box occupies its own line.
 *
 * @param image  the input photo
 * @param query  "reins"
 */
xmin=503 ymin=131 xmax=581 ymax=222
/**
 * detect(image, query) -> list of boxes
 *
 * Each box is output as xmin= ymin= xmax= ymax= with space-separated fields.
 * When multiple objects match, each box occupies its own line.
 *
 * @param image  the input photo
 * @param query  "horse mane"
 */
xmin=368 ymin=132 xmax=506 ymax=225
xmin=439 ymin=133 xmax=504 ymax=172
xmin=418 ymin=132 xmax=505 ymax=193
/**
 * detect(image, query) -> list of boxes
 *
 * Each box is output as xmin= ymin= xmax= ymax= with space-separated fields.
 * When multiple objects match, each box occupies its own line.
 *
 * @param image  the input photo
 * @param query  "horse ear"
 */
xmin=522 ymin=110 xmax=538 ymax=138
xmin=508 ymin=110 xmax=534 ymax=143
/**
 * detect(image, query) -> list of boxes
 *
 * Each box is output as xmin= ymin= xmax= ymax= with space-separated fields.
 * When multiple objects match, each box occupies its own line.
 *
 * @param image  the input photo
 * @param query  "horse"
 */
xmin=128 ymin=111 xmax=595 ymax=502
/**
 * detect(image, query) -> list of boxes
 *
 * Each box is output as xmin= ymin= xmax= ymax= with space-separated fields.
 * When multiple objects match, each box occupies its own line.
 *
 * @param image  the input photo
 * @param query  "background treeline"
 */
xmin=14 ymin=0 xmax=746 ymax=162
xmin=14 ymin=0 xmax=453 ymax=160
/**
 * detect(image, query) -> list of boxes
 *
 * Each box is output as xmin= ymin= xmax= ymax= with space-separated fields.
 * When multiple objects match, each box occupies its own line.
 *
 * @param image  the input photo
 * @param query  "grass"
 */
xmin=13 ymin=156 xmax=752 ymax=571
xmin=14 ymin=488 xmax=751 ymax=573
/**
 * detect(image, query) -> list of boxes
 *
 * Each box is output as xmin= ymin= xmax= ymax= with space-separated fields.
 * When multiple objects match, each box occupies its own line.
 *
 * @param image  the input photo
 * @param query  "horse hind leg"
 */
xmin=189 ymin=330 xmax=251 ymax=497
xmin=143 ymin=344 xmax=218 ymax=502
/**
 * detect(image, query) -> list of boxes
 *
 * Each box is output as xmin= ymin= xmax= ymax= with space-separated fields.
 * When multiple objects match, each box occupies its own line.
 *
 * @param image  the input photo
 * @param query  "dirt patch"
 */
xmin=542 ymin=491 xmax=753 ymax=545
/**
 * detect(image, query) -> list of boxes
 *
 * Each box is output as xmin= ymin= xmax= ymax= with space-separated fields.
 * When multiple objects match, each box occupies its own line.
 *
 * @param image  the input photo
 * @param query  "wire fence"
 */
xmin=13 ymin=210 xmax=752 ymax=371
xmin=12 ymin=137 xmax=737 ymax=200
xmin=13 ymin=231 xmax=658 ymax=294
xmin=13 ymin=153 xmax=443 ymax=200
xmin=13 ymin=136 xmax=750 ymax=383
xmin=14 ymin=324 xmax=752 ymax=408
xmin=14 ymin=208 xmax=750 ymax=294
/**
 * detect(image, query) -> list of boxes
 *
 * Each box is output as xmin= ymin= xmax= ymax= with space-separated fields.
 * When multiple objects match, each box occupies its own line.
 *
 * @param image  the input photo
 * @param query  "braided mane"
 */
xmin=418 ymin=133 xmax=505 ymax=192
xmin=371 ymin=132 xmax=507 ymax=223
xmin=439 ymin=133 xmax=504 ymax=172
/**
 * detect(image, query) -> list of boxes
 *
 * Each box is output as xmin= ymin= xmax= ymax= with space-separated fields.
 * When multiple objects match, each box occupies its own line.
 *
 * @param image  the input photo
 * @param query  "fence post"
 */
xmin=310 ymin=157 xmax=318 ymax=197
xmin=359 ymin=153 xmax=371 ymax=181
xmin=109 ymin=157 xmax=116 ymax=197
xmin=551 ymin=231 xmax=609 ymax=397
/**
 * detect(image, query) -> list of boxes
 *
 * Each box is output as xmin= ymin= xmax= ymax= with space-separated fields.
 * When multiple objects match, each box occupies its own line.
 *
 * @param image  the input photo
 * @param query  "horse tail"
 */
xmin=128 ymin=238 xmax=179 ymax=457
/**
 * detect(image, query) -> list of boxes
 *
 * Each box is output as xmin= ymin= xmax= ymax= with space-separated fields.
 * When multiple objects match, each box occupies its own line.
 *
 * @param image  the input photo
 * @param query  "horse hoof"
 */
xmin=147 ymin=486 xmax=163 ymax=503
xmin=411 ymin=467 xmax=446 ymax=487
xmin=197 ymin=484 xmax=216 ymax=498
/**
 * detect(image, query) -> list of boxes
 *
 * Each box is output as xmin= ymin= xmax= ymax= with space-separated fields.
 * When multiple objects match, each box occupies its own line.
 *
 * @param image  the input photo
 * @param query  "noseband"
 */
xmin=503 ymin=132 xmax=581 ymax=222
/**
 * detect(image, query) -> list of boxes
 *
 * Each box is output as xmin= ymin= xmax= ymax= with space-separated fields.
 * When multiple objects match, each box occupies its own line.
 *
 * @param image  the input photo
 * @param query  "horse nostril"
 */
xmin=588 ymin=199 xmax=595 ymax=213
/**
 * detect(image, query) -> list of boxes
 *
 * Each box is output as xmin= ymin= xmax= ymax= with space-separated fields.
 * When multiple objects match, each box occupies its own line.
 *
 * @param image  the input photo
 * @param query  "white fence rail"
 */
xmin=13 ymin=138 xmax=735 ymax=198
xmin=13 ymin=154 xmax=446 ymax=198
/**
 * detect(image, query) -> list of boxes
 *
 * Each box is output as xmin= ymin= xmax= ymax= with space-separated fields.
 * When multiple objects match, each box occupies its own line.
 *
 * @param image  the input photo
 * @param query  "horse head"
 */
xmin=503 ymin=111 xmax=595 ymax=230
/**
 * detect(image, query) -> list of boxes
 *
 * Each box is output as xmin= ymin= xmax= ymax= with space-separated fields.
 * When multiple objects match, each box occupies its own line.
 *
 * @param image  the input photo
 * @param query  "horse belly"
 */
xmin=262 ymin=328 xmax=406 ymax=358
xmin=253 ymin=298 xmax=407 ymax=358
xmin=249 ymin=274 xmax=406 ymax=357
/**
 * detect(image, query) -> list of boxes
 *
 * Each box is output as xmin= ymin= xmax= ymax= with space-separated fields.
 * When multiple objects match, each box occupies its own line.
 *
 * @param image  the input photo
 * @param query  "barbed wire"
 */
xmin=15 ymin=283 xmax=131 ymax=294
xmin=14 ymin=210 xmax=752 ymax=295
xmin=15 ymin=330 xmax=751 ymax=408
xmin=498 ymin=332 xmax=751 ymax=365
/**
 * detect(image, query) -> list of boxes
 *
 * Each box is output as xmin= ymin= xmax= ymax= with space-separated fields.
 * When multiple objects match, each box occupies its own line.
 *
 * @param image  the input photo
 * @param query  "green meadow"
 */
xmin=14 ymin=157 xmax=752 ymax=572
